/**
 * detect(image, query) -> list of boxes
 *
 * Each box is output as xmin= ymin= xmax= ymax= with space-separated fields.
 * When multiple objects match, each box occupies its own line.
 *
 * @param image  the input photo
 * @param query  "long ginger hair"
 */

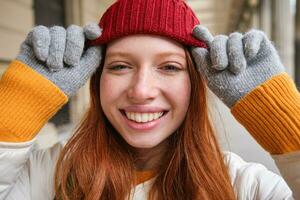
xmin=54 ymin=45 xmax=237 ymax=200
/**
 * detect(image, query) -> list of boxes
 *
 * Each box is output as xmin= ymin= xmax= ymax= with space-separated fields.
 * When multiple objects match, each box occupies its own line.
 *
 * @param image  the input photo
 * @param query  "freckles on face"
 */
xmin=100 ymin=34 xmax=191 ymax=149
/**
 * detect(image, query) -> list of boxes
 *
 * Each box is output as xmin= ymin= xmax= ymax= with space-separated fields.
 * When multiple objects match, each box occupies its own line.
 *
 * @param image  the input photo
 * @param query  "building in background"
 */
xmin=0 ymin=0 xmax=299 ymax=174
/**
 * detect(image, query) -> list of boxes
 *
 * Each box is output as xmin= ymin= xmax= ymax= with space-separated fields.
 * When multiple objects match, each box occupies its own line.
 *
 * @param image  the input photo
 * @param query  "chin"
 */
xmin=125 ymin=137 xmax=162 ymax=149
xmin=128 ymin=141 xmax=159 ymax=149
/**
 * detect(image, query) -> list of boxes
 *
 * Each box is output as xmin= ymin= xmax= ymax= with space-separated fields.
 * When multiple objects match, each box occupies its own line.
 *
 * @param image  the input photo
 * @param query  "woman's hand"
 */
xmin=190 ymin=26 xmax=300 ymax=156
xmin=16 ymin=23 xmax=103 ymax=98
xmin=191 ymin=25 xmax=285 ymax=108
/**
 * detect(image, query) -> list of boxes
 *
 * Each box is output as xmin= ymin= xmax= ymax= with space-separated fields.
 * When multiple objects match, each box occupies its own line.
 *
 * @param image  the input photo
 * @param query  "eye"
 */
xmin=108 ymin=65 xmax=130 ymax=71
xmin=161 ymin=64 xmax=181 ymax=72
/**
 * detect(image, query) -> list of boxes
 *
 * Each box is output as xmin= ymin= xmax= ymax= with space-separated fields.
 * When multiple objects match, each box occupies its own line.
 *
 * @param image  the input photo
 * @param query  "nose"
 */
xmin=127 ymin=68 xmax=159 ymax=103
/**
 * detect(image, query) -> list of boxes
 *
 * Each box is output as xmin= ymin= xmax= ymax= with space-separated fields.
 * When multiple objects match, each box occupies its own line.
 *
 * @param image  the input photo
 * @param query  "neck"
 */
xmin=130 ymin=139 xmax=169 ymax=171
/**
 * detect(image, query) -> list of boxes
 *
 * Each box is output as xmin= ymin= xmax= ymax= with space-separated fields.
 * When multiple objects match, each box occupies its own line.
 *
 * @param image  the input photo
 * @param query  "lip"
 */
xmin=120 ymin=110 xmax=169 ymax=131
xmin=122 ymin=105 xmax=168 ymax=113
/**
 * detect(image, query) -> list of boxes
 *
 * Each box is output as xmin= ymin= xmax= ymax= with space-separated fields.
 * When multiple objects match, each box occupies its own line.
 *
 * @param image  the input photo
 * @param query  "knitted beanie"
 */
xmin=88 ymin=0 xmax=207 ymax=48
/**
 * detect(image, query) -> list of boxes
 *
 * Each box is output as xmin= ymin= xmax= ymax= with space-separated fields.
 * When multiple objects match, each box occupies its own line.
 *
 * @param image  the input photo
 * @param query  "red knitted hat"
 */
xmin=88 ymin=0 xmax=207 ymax=48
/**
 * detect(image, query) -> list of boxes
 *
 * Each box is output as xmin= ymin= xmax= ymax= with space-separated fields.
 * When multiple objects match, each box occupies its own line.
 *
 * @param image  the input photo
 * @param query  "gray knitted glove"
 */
xmin=16 ymin=23 xmax=102 ymax=98
xmin=191 ymin=25 xmax=285 ymax=108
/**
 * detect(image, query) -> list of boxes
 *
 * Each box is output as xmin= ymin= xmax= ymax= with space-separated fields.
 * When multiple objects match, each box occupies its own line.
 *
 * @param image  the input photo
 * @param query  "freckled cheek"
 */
xmin=100 ymin=75 xmax=129 ymax=106
xmin=162 ymin=76 xmax=191 ymax=108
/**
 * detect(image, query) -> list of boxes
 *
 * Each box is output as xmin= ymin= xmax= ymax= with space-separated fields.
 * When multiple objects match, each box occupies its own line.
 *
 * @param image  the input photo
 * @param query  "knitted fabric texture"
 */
xmin=88 ymin=0 xmax=207 ymax=48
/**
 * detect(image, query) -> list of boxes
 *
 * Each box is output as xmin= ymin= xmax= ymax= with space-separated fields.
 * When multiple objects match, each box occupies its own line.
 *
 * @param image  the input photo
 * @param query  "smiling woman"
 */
xmin=54 ymin=34 xmax=236 ymax=200
xmin=0 ymin=0 xmax=299 ymax=199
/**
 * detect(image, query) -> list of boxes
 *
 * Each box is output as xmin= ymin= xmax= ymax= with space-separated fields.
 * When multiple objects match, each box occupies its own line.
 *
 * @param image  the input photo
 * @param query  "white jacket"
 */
xmin=0 ymin=138 xmax=299 ymax=200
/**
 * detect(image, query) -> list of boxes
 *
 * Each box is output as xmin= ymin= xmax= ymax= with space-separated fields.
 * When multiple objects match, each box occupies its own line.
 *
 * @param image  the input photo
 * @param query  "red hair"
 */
xmin=54 ymin=46 xmax=236 ymax=200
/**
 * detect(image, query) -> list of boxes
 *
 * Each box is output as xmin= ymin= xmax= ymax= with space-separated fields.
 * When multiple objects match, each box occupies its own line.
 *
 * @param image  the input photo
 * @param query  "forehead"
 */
xmin=106 ymin=34 xmax=186 ymax=57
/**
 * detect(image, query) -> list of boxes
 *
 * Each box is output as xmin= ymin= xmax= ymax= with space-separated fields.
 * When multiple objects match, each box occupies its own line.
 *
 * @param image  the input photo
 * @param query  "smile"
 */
xmin=125 ymin=111 xmax=164 ymax=123
xmin=120 ymin=110 xmax=169 ymax=131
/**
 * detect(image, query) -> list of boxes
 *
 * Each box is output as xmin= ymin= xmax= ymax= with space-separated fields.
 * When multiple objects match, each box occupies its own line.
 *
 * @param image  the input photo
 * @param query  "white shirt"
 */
xmin=0 ymin=138 xmax=299 ymax=200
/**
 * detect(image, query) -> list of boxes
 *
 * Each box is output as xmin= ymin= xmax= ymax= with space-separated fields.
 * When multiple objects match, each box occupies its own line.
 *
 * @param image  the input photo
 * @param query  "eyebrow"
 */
xmin=106 ymin=51 xmax=186 ymax=59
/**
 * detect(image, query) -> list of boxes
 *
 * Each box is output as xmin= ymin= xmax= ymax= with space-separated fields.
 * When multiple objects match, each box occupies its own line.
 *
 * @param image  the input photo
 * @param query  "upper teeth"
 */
xmin=125 ymin=112 xmax=164 ymax=123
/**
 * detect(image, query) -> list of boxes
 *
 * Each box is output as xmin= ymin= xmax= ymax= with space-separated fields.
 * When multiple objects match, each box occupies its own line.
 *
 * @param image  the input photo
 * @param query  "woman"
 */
xmin=0 ymin=0 xmax=299 ymax=199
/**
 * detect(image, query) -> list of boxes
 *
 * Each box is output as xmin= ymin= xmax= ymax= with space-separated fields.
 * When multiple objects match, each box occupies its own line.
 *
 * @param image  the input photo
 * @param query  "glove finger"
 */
xmin=47 ymin=26 xmax=66 ymax=72
xmin=32 ymin=26 xmax=50 ymax=62
xmin=17 ymin=31 xmax=36 ymax=63
xmin=192 ymin=25 xmax=214 ymax=45
xmin=210 ymin=35 xmax=228 ymax=70
xmin=84 ymin=22 xmax=102 ymax=40
xmin=64 ymin=25 xmax=85 ymax=67
xmin=20 ymin=30 xmax=33 ymax=53
xmin=23 ymin=29 xmax=33 ymax=45
xmin=191 ymin=47 xmax=212 ymax=76
xmin=243 ymin=30 xmax=264 ymax=60
xmin=76 ymin=46 xmax=102 ymax=79
xmin=227 ymin=32 xmax=246 ymax=74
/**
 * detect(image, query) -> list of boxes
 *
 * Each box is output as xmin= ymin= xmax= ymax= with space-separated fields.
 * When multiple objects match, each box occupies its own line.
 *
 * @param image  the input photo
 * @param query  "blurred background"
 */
xmin=0 ymin=0 xmax=299 ymax=174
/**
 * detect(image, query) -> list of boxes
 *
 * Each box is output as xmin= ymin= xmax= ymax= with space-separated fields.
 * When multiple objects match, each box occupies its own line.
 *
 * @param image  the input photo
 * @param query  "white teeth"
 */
xmin=149 ymin=113 xmax=154 ymax=121
xmin=125 ymin=112 xmax=164 ymax=123
xmin=141 ymin=113 xmax=148 ymax=122
xmin=136 ymin=114 xmax=142 ymax=122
